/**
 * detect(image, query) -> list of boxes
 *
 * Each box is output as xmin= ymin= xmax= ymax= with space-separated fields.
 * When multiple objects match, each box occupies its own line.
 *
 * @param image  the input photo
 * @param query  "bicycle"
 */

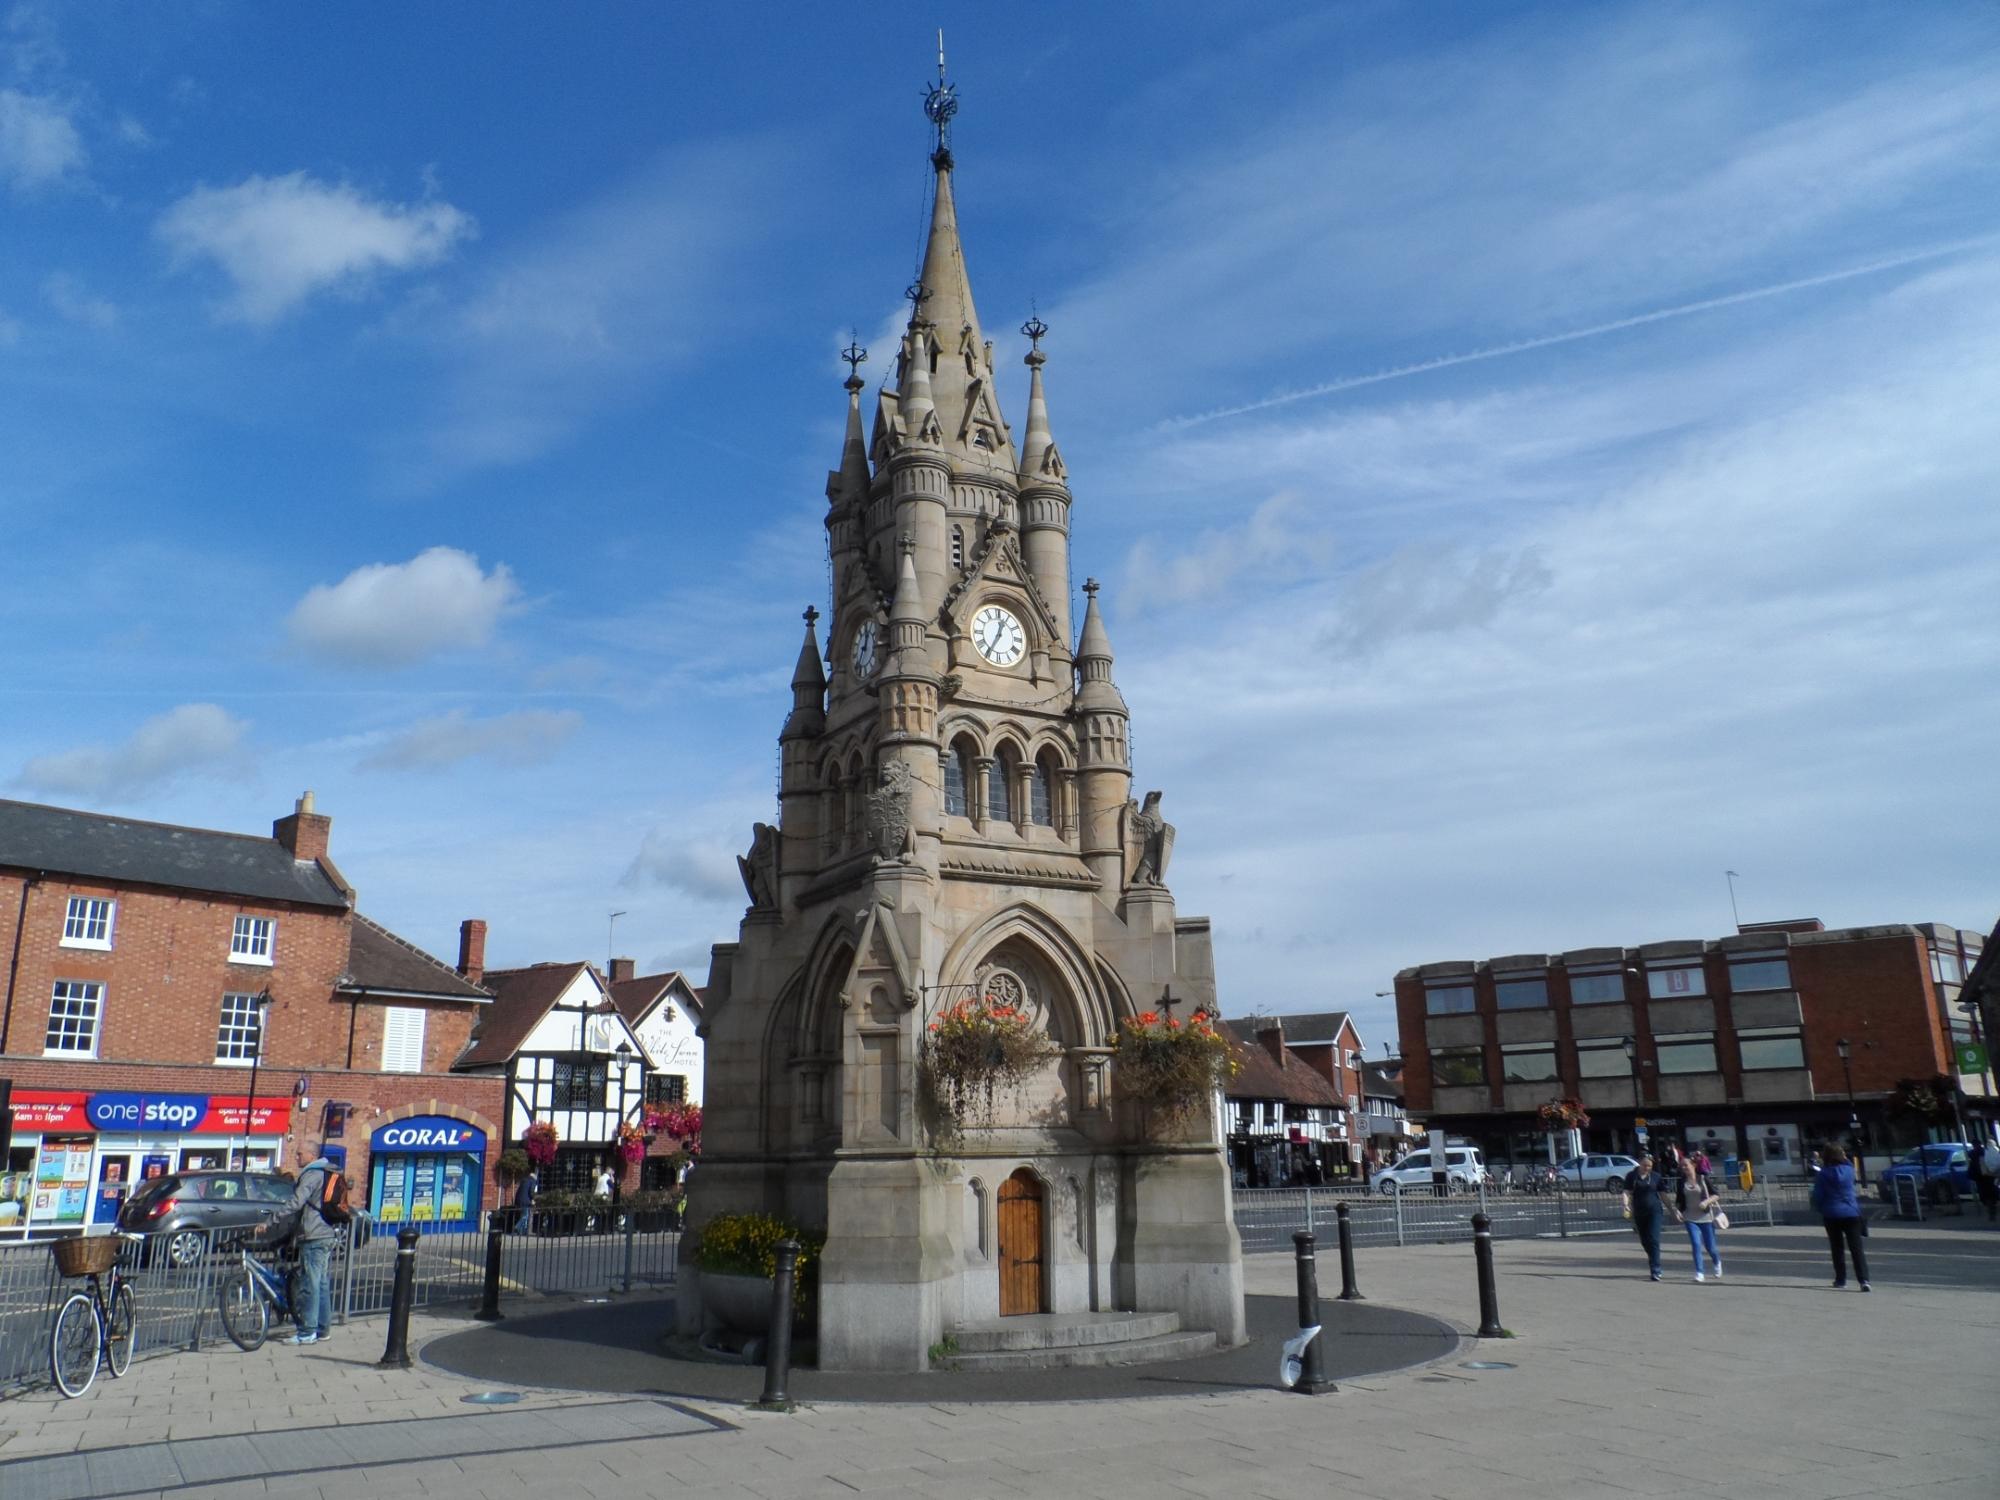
xmin=48 ymin=1232 xmax=144 ymax=1398
xmin=215 ymin=1231 xmax=302 ymax=1352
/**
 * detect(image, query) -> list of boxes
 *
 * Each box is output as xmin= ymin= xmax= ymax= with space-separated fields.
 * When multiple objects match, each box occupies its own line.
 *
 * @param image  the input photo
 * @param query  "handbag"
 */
xmin=1713 ymin=1210 xmax=1730 ymax=1231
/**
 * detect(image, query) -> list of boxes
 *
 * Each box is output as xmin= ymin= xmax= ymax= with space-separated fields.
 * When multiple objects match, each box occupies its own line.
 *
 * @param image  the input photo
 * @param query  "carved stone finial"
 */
xmin=899 ymin=532 xmax=916 ymax=556
xmin=1082 ymin=577 xmax=1100 ymax=599
xmin=804 ymin=605 xmax=820 ymax=629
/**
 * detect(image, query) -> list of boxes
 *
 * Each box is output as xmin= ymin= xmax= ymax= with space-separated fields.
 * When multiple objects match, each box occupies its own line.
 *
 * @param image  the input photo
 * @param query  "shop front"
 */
xmin=2 ymin=1088 xmax=292 ymax=1238
xmin=367 ymin=1115 xmax=486 ymax=1233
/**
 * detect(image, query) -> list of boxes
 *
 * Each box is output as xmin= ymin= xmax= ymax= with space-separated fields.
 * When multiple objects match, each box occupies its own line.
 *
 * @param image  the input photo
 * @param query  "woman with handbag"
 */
xmin=1810 ymin=1143 xmax=1870 ymax=1290
xmin=1673 ymin=1157 xmax=1723 ymax=1282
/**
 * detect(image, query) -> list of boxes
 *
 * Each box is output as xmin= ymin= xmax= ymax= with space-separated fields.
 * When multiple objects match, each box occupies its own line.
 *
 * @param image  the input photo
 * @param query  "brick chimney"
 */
xmin=457 ymin=919 xmax=487 ymax=986
xmin=272 ymin=790 xmax=332 ymax=863
xmin=609 ymin=957 xmax=636 ymax=984
xmin=1256 ymin=1018 xmax=1286 ymax=1068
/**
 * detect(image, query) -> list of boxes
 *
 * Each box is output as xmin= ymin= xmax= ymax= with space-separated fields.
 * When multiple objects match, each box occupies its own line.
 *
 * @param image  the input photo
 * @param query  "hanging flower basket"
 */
xmin=522 ymin=1120 xmax=560 ymax=1168
xmin=615 ymin=1120 xmax=647 ymax=1180
xmin=918 ymin=992 xmax=1059 ymax=1144
xmin=1536 ymin=1097 xmax=1591 ymax=1132
xmin=1114 ymin=1008 xmax=1237 ymax=1125
xmin=646 ymin=1102 xmax=703 ymax=1156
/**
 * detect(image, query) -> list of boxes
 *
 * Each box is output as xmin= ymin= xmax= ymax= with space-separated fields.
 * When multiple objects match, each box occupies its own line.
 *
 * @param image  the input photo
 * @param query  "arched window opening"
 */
xmin=944 ymin=740 xmax=973 ymax=818
xmin=987 ymin=748 xmax=1016 ymax=825
xmin=950 ymin=525 xmax=966 ymax=571
xmin=1030 ymin=755 xmax=1054 ymax=827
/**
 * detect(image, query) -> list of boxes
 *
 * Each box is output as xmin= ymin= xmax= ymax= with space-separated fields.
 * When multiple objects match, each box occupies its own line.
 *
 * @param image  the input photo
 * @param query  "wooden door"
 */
xmin=997 ymin=1169 xmax=1044 ymax=1316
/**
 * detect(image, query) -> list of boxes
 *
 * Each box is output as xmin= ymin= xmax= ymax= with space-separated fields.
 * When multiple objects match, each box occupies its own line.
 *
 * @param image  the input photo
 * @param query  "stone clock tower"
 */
xmin=683 ymin=68 xmax=1245 ymax=1372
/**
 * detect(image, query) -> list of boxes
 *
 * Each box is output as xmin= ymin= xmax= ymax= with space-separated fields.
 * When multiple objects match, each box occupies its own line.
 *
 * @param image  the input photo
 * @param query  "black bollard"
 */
xmin=1335 ymin=1200 xmax=1363 ymax=1301
xmin=754 ymin=1237 xmax=801 ymax=1411
xmin=1289 ymin=1231 xmax=1336 ymax=1395
xmin=1471 ymin=1211 xmax=1504 ymax=1338
xmin=474 ymin=1221 xmax=504 ymax=1322
xmin=376 ymin=1225 xmax=420 ymax=1369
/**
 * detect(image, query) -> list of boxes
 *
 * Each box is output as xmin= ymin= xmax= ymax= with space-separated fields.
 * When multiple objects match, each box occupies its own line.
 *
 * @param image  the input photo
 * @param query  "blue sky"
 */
xmin=4 ymin=3 xmax=1997 ymax=1046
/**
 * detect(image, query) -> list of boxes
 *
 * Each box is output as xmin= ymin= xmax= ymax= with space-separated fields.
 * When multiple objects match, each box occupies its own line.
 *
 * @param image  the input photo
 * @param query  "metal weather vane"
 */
xmin=923 ymin=28 xmax=958 ymax=161
xmin=841 ymin=334 xmax=868 ymax=386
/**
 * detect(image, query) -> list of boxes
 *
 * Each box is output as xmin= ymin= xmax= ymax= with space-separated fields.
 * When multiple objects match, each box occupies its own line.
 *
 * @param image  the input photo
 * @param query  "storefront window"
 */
xmin=369 ymin=1116 xmax=487 ymax=1233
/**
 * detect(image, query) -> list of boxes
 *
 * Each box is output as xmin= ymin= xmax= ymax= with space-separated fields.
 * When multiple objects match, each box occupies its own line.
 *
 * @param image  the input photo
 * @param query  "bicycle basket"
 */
xmin=51 ymin=1235 xmax=122 ymax=1278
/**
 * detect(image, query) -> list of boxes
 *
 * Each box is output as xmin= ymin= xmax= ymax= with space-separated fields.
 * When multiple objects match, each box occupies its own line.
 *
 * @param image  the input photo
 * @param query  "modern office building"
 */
xmin=1394 ymin=918 xmax=1992 ymax=1178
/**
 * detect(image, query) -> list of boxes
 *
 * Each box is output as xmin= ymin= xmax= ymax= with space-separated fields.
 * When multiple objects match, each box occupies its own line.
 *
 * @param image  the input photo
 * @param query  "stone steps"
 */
xmin=940 ymin=1328 xmax=1218 ymax=1371
xmin=938 ymin=1311 xmax=1216 ymax=1370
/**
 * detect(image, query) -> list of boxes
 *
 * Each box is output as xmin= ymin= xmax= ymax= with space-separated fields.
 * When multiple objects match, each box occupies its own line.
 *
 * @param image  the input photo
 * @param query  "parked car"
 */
xmin=1875 ymin=1143 xmax=1975 ymax=1203
xmin=1374 ymin=1146 xmax=1486 ymax=1193
xmin=118 ymin=1171 xmax=297 ymax=1266
xmin=1554 ymin=1154 xmax=1641 ymax=1192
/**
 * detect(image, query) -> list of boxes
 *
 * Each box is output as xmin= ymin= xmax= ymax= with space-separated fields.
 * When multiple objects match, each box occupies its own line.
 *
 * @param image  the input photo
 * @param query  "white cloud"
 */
xmin=41 ymin=271 xmax=115 ymax=329
xmin=156 ymin=172 xmax=474 ymax=324
xmin=358 ymin=708 xmax=581 ymax=771
xmin=622 ymin=830 xmax=749 ymax=905
xmin=13 ymin=704 xmax=248 ymax=799
xmin=1121 ymin=490 xmax=1338 ymax=615
xmin=287 ymin=546 xmax=518 ymax=667
xmin=1322 ymin=544 xmax=1553 ymax=655
xmin=0 ymin=88 xmax=82 ymax=188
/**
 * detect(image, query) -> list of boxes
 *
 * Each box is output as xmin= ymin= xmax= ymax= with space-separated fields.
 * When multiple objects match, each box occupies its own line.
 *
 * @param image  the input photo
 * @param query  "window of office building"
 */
xmin=1727 ymin=951 xmax=1791 ymax=993
xmin=1501 ymin=1043 xmax=1559 ymax=1082
xmin=1737 ymin=1027 xmax=1806 ymax=1070
xmin=1655 ymin=1032 xmax=1719 ymax=1074
xmin=1576 ymin=1039 xmax=1632 ymax=1078
xmin=1646 ymin=962 xmax=1706 ymax=999
xmin=1425 ymin=983 xmax=1475 ymax=1016
xmin=1494 ymin=975 xmax=1548 ymax=1010
xmin=1568 ymin=968 xmax=1626 ymax=1005
xmin=1430 ymin=1048 xmax=1486 ymax=1087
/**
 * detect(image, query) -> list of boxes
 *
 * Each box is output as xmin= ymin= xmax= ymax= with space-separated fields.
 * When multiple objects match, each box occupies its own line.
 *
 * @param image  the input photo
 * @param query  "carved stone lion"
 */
xmin=868 ymin=761 xmax=919 ymax=864
xmin=1126 ymin=789 xmax=1175 ymax=887
xmin=737 ymin=821 xmax=779 ymax=907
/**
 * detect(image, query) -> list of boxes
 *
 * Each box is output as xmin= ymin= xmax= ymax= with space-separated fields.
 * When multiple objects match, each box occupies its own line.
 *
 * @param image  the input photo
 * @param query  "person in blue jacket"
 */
xmin=1811 ymin=1143 xmax=1870 ymax=1291
xmin=1619 ymin=1151 xmax=1671 ymax=1281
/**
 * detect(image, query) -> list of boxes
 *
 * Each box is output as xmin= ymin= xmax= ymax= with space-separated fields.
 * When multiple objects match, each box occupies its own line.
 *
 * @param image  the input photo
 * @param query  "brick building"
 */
xmin=0 ymin=795 xmax=502 ymax=1238
xmin=1221 ymin=1018 xmax=1347 ymax=1186
xmin=1393 ymin=918 xmax=1993 ymax=1180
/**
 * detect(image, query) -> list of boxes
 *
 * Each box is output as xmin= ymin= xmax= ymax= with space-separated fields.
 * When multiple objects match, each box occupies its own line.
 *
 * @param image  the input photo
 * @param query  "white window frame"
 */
xmin=381 ymin=1006 xmax=427 ymax=1074
xmin=215 ymin=991 xmax=267 ymax=1065
xmin=60 ymin=896 xmax=116 ymax=950
xmin=230 ymin=915 xmax=276 ymax=966
xmin=45 ymin=980 xmax=103 ymax=1057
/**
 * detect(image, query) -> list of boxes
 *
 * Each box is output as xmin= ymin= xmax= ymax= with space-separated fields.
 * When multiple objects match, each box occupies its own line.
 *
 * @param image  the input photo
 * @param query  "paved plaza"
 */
xmin=0 ymin=1220 xmax=1993 ymax=1499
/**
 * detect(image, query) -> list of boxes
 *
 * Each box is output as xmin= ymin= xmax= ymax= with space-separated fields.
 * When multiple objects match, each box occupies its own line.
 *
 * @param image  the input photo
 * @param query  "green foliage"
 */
xmin=1114 ymin=1008 xmax=1236 ymax=1123
xmin=927 ymin=1334 xmax=960 ymax=1362
xmin=496 ymin=1147 xmax=531 ymax=1184
xmin=919 ymin=994 xmax=1060 ymax=1145
xmin=695 ymin=1212 xmax=827 ymax=1310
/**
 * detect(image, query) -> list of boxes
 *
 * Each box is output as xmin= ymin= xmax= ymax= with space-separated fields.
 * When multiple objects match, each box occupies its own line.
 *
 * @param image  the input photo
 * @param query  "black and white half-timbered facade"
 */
xmin=453 ymin=960 xmax=646 ymax=1193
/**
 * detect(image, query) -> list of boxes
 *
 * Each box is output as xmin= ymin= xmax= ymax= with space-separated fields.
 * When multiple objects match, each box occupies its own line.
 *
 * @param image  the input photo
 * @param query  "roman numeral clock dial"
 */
xmin=971 ymin=604 xmax=1026 ymax=667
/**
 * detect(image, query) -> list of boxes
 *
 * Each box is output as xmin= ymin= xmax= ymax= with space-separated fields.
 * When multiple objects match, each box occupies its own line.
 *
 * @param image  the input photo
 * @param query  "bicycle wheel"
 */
xmin=50 ymin=1292 xmax=102 ymax=1398
xmin=217 ymin=1268 xmax=268 ymax=1351
xmin=106 ymin=1282 xmax=136 ymax=1376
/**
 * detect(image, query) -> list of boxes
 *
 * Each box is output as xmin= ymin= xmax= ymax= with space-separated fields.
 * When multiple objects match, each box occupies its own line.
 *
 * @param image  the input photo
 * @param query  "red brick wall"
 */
xmin=0 ymin=872 xmax=351 ymax=1068
xmin=345 ymin=998 xmax=479 ymax=1073
xmin=1793 ymin=932 xmax=1944 ymax=1096
xmin=1395 ymin=980 xmax=1431 ymax=1112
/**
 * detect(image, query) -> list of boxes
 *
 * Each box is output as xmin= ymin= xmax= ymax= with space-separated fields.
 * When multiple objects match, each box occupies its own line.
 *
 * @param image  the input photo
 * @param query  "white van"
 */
xmin=1373 ymin=1146 xmax=1486 ymax=1193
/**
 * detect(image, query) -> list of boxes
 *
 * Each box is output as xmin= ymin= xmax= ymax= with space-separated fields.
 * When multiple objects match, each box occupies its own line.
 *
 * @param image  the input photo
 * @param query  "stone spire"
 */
xmin=829 ymin=345 xmax=872 ymax=509
xmin=1017 ymin=315 xmax=1072 ymax=645
xmin=1072 ymin=578 xmax=1130 ymax=894
xmin=782 ymin=606 xmax=827 ymax=741
xmin=1074 ymin=579 xmax=1123 ymax=710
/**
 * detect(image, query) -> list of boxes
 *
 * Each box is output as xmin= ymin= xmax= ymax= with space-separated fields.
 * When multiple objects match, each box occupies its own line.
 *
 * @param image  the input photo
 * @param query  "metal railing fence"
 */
xmin=1 ymin=1214 xmax=679 ymax=1397
xmin=1232 ymin=1175 xmax=1821 ymax=1252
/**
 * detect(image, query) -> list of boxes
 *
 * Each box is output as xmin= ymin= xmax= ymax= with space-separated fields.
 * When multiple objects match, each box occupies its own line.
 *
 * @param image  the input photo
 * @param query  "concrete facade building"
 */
xmin=683 ymin=76 xmax=1243 ymax=1371
xmin=0 ymin=795 xmax=502 ymax=1237
xmin=1394 ymin=917 xmax=1992 ymax=1179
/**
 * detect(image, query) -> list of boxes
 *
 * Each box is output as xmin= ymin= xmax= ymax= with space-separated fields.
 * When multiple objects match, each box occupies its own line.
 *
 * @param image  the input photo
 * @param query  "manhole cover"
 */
xmin=461 ymin=1391 xmax=525 ymax=1405
xmin=1461 ymin=1361 xmax=1516 ymax=1371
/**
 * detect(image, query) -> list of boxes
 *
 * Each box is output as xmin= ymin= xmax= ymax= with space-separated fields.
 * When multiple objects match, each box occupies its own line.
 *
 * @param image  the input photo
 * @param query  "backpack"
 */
xmin=315 ymin=1166 xmax=353 ymax=1226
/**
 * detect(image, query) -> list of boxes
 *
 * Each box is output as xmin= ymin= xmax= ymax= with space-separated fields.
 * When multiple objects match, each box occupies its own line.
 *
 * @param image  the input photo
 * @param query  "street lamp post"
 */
xmin=240 ymin=989 xmax=274 ymax=1170
xmin=1836 ymin=1037 xmax=1865 ymax=1184
xmin=1622 ymin=1036 xmax=1641 ymax=1161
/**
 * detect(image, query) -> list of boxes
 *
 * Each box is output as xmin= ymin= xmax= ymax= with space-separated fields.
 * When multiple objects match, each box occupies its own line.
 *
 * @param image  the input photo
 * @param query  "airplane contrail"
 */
xmin=1161 ymin=235 xmax=1999 ymax=430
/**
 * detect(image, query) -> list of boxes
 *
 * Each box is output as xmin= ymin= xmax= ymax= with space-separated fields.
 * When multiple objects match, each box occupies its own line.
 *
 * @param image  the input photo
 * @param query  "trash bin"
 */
xmin=1737 ymin=1159 xmax=1753 ymax=1191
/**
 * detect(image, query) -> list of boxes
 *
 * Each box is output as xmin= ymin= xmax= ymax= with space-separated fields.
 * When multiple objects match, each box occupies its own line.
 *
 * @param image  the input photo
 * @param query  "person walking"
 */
xmin=1674 ymin=1157 xmax=1723 ymax=1282
xmin=1810 ymin=1143 xmax=1870 ymax=1290
xmin=1620 ymin=1152 xmax=1672 ymax=1281
xmin=512 ymin=1167 xmax=539 ymax=1234
xmin=258 ymin=1147 xmax=343 ymax=1345
xmin=1972 ymin=1141 xmax=1999 ymax=1225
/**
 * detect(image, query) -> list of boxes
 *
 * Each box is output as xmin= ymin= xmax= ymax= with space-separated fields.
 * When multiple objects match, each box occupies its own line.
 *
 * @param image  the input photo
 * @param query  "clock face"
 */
xmin=853 ymin=619 xmax=879 ymax=678
xmin=970 ymin=604 xmax=1027 ymax=667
